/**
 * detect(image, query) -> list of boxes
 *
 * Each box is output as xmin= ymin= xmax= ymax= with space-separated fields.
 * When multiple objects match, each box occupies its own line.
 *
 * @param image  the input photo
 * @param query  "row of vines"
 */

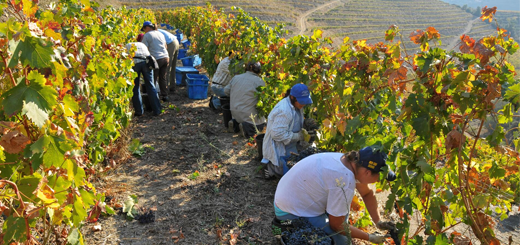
xmin=157 ymin=5 xmax=520 ymax=244
xmin=0 ymin=0 xmax=153 ymax=243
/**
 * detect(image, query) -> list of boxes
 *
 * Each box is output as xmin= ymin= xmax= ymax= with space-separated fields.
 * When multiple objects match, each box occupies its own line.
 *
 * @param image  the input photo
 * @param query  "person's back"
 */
xmin=227 ymin=71 xmax=265 ymax=124
xmin=142 ymin=30 xmax=168 ymax=60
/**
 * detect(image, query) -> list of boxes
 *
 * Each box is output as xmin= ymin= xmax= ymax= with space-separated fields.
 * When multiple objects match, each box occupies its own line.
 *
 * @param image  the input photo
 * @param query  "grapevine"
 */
xmin=0 ymin=0 xmax=154 ymax=243
xmin=157 ymin=5 xmax=520 ymax=244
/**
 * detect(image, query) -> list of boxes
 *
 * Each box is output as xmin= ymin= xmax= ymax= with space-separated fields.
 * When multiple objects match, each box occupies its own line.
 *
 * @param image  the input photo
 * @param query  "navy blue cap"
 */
xmin=141 ymin=21 xmax=153 ymax=31
xmin=359 ymin=146 xmax=396 ymax=181
xmin=290 ymin=84 xmax=312 ymax=105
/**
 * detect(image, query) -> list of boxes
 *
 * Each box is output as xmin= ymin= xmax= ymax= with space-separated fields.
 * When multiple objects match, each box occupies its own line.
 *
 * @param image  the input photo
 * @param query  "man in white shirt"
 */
xmin=141 ymin=21 xmax=170 ymax=102
xmin=224 ymin=61 xmax=266 ymax=138
xmin=274 ymin=147 xmax=397 ymax=244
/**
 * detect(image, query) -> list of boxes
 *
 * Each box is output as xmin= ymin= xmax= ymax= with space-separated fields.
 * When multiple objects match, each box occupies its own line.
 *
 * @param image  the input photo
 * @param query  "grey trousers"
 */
xmin=167 ymin=41 xmax=179 ymax=91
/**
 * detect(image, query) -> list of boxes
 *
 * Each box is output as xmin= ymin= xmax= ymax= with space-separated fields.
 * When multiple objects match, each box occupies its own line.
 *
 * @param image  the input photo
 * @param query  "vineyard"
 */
xmin=1 ymin=0 xmax=520 ymax=244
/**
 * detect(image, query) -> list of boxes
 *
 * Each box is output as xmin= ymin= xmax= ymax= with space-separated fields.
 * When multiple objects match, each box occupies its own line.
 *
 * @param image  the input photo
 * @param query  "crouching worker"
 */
xmin=273 ymin=147 xmax=398 ymax=244
xmin=224 ymin=61 xmax=266 ymax=138
xmin=261 ymin=83 xmax=313 ymax=179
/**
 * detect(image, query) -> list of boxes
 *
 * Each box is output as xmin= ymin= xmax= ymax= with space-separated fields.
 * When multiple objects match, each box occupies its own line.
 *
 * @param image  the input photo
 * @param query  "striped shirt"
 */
xmin=211 ymin=57 xmax=232 ymax=87
xmin=125 ymin=42 xmax=150 ymax=64
xmin=262 ymin=97 xmax=304 ymax=167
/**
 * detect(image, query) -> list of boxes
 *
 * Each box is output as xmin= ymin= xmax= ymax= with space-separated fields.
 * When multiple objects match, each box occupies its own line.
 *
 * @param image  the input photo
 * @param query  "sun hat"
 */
xmin=358 ymin=146 xmax=396 ymax=181
xmin=141 ymin=21 xmax=154 ymax=32
xmin=290 ymin=83 xmax=312 ymax=105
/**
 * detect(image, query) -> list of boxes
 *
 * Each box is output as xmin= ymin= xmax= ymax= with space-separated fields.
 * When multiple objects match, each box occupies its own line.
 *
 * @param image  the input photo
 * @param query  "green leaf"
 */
xmin=8 ymin=36 xmax=55 ymax=68
xmin=504 ymin=83 xmax=520 ymax=111
xmin=486 ymin=124 xmax=505 ymax=147
xmin=105 ymin=205 xmax=116 ymax=215
xmin=43 ymin=135 xmax=73 ymax=168
xmin=67 ymin=228 xmax=84 ymax=245
xmin=65 ymin=159 xmax=86 ymax=184
xmin=473 ymin=195 xmax=487 ymax=209
xmin=2 ymin=71 xmax=57 ymax=117
xmin=3 ymin=217 xmax=27 ymax=243
xmin=22 ymin=101 xmax=48 ymax=128
xmin=497 ymin=103 xmax=513 ymax=124
xmin=17 ymin=173 xmax=42 ymax=202
xmin=417 ymin=158 xmax=434 ymax=174
xmin=72 ymin=197 xmax=87 ymax=227
xmin=489 ymin=162 xmax=506 ymax=178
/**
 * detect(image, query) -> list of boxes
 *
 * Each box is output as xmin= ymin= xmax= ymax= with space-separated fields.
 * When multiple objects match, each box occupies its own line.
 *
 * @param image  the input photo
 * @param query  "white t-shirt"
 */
xmin=274 ymin=153 xmax=356 ymax=217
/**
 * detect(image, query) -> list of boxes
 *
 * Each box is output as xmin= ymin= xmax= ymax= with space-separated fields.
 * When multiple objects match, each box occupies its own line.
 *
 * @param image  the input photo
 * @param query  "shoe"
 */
xmin=228 ymin=120 xmax=234 ymax=133
xmin=264 ymin=169 xmax=275 ymax=180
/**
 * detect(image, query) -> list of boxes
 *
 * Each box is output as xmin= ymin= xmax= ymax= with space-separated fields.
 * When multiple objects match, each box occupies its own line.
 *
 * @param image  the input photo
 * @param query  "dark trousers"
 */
xmin=154 ymin=57 xmax=169 ymax=98
xmin=132 ymin=62 xmax=162 ymax=116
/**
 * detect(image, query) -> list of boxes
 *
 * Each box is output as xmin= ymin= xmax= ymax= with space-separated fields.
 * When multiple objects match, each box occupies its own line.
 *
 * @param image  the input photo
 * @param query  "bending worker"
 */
xmin=273 ymin=146 xmax=397 ymax=244
xmin=261 ymin=83 xmax=312 ymax=179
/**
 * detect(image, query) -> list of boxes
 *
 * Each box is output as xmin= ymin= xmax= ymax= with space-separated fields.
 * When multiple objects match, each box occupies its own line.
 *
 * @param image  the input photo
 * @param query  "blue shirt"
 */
xmin=157 ymin=29 xmax=177 ymax=45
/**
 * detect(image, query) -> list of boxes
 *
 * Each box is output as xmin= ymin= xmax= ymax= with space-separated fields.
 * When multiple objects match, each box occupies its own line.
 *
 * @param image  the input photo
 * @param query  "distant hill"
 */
xmin=440 ymin=0 xmax=520 ymax=11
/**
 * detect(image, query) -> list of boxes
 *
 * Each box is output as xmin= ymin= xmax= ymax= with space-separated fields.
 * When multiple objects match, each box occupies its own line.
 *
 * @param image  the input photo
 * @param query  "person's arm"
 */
xmin=356 ymin=183 xmax=381 ymax=224
xmin=269 ymin=110 xmax=298 ymax=145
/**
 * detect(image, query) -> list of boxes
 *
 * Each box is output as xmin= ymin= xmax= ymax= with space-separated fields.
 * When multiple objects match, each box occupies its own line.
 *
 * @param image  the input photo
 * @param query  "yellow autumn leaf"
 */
xmin=312 ymin=29 xmax=323 ymax=40
xmin=22 ymin=0 xmax=38 ymax=17
xmin=278 ymin=72 xmax=286 ymax=80
xmin=36 ymin=184 xmax=60 ymax=209
xmin=44 ymin=28 xmax=61 ymax=41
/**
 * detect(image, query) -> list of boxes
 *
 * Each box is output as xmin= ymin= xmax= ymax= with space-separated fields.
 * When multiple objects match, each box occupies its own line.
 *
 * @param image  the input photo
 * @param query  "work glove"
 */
xmin=368 ymin=233 xmax=390 ymax=244
xmin=290 ymin=132 xmax=303 ymax=143
xmin=301 ymin=129 xmax=311 ymax=142
xmin=377 ymin=220 xmax=397 ymax=231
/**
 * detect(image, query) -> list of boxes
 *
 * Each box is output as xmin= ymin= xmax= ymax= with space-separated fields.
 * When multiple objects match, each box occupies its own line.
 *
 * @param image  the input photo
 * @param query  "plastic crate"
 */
xmin=180 ymin=56 xmax=194 ymax=67
xmin=181 ymin=39 xmax=191 ymax=49
xmin=175 ymin=67 xmax=199 ymax=86
xmin=176 ymin=33 xmax=183 ymax=42
xmin=186 ymin=74 xmax=209 ymax=99
xmin=178 ymin=49 xmax=188 ymax=59
xmin=187 ymin=83 xmax=208 ymax=100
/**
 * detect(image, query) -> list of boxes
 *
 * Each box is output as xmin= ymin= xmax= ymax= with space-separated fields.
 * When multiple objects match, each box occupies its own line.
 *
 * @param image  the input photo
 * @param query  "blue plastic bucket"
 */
xmin=176 ymin=33 xmax=183 ymax=42
xmin=187 ymin=83 xmax=209 ymax=100
xmin=178 ymin=49 xmax=188 ymax=59
xmin=186 ymin=74 xmax=209 ymax=85
xmin=180 ymin=56 xmax=194 ymax=67
xmin=175 ymin=67 xmax=199 ymax=86
xmin=182 ymin=39 xmax=191 ymax=49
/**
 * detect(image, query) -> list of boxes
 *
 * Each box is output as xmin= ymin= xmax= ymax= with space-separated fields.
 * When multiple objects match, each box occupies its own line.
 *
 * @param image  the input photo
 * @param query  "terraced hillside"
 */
xmin=118 ymin=0 xmax=337 ymax=34
xmin=308 ymin=0 xmax=478 ymax=50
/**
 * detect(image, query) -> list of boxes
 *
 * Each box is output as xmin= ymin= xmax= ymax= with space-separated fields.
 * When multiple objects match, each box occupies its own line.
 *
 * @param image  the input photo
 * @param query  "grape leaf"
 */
xmin=8 ymin=36 xmax=55 ymax=68
xmin=2 ymin=71 xmax=57 ymax=117
xmin=22 ymin=101 xmax=48 ymax=128
xmin=17 ymin=173 xmax=42 ymax=202
xmin=0 ymin=131 xmax=31 ymax=154
xmin=480 ymin=6 xmax=497 ymax=23
xmin=504 ymin=83 xmax=520 ymax=111
xmin=3 ymin=217 xmax=27 ymax=243
xmin=67 ymin=228 xmax=84 ymax=245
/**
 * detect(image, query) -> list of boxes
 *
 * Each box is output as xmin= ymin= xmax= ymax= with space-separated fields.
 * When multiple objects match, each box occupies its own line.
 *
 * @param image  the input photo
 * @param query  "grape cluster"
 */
xmin=389 ymin=228 xmax=401 ymax=245
xmin=281 ymin=218 xmax=332 ymax=245
xmin=136 ymin=208 xmax=155 ymax=224
xmin=286 ymin=147 xmax=327 ymax=168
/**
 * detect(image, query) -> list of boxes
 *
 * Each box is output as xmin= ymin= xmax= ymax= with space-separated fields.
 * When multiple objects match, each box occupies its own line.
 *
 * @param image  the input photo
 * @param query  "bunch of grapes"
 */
xmin=286 ymin=147 xmax=327 ymax=168
xmin=389 ymin=228 xmax=401 ymax=245
xmin=281 ymin=218 xmax=332 ymax=245
xmin=135 ymin=208 xmax=155 ymax=224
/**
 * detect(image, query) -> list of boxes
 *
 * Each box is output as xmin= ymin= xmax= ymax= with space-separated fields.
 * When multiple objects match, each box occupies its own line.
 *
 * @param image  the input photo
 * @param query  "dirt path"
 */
xmin=446 ymin=17 xmax=480 ymax=51
xmin=297 ymin=0 xmax=344 ymax=35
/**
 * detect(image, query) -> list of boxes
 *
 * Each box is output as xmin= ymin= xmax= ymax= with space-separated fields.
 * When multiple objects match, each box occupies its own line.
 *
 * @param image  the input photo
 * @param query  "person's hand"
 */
xmin=301 ymin=129 xmax=311 ymax=142
xmin=376 ymin=221 xmax=397 ymax=231
xmin=368 ymin=233 xmax=390 ymax=244
xmin=291 ymin=132 xmax=302 ymax=143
